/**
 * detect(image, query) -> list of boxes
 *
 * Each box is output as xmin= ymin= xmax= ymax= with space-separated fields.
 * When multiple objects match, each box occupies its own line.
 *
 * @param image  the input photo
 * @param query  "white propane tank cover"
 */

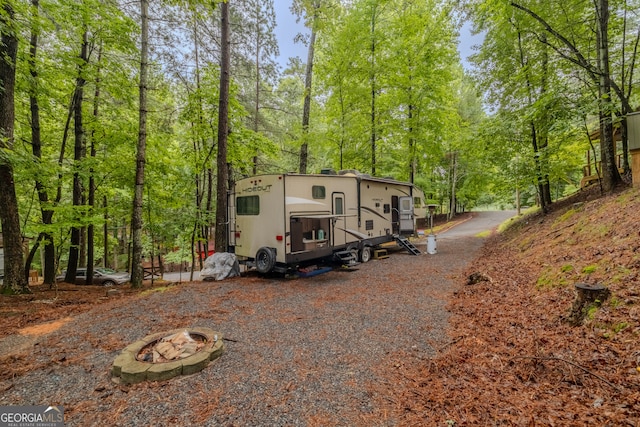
xmin=427 ymin=234 xmax=437 ymax=254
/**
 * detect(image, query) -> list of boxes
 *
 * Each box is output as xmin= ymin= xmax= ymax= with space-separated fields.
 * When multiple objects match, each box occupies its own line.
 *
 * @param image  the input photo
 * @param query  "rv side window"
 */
xmin=334 ymin=197 xmax=344 ymax=214
xmin=312 ymin=186 xmax=325 ymax=199
xmin=401 ymin=199 xmax=411 ymax=210
xmin=237 ymin=195 xmax=260 ymax=215
xmin=413 ymin=197 xmax=422 ymax=207
xmin=384 ymin=204 xmax=390 ymax=214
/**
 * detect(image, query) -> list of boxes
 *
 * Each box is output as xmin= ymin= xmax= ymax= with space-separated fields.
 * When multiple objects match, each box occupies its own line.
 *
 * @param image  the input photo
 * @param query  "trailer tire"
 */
xmin=360 ymin=246 xmax=372 ymax=263
xmin=255 ymin=247 xmax=276 ymax=274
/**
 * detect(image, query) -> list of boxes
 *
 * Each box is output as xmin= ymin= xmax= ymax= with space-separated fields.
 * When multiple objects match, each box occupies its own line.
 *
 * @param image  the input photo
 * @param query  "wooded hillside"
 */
xmin=379 ymin=187 xmax=640 ymax=424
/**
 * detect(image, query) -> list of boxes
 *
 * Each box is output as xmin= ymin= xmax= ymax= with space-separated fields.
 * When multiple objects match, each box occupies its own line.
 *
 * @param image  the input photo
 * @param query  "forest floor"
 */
xmin=376 ymin=185 xmax=640 ymax=425
xmin=0 ymin=186 xmax=639 ymax=425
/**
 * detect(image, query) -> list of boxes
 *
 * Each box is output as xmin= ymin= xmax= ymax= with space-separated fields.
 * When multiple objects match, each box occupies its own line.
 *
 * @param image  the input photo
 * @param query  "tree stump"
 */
xmin=567 ymin=282 xmax=610 ymax=326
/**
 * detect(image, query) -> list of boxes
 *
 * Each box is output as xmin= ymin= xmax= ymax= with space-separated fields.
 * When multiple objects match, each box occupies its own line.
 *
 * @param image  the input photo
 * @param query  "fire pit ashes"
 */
xmin=112 ymin=327 xmax=224 ymax=384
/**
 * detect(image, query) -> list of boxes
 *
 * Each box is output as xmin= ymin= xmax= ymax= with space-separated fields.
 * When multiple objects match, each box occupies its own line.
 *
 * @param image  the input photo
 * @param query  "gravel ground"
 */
xmin=0 ymin=235 xmax=484 ymax=426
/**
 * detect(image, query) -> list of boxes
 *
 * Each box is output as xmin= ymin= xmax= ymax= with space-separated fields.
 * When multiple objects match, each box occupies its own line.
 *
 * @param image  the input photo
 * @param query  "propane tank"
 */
xmin=427 ymin=233 xmax=437 ymax=254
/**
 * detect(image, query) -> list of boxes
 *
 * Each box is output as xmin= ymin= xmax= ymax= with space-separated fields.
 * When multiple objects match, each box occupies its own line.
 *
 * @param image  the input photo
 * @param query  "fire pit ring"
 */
xmin=112 ymin=327 xmax=224 ymax=384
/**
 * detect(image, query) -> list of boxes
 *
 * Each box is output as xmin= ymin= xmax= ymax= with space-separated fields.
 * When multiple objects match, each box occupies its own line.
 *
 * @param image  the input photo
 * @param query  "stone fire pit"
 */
xmin=112 ymin=327 xmax=224 ymax=384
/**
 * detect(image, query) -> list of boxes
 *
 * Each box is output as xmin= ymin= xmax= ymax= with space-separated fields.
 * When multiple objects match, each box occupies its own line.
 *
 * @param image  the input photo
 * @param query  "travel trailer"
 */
xmin=228 ymin=170 xmax=427 ymax=274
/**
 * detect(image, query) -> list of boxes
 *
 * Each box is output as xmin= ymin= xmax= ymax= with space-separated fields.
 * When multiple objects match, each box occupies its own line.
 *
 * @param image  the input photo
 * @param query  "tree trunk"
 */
xmin=537 ymin=37 xmax=552 ymax=207
xmin=103 ymin=196 xmax=108 ymax=267
xmin=515 ymin=27 xmax=551 ymax=213
xmin=369 ymin=9 xmax=377 ymax=176
xmin=214 ymin=1 xmax=230 ymax=253
xmin=408 ymin=101 xmax=415 ymax=183
xmin=0 ymin=2 xmax=29 ymax=294
xmin=254 ymin=21 xmax=262 ymax=175
xmin=596 ymin=0 xmax=621 ymax=191
xmin=65 ymin=28 xmax=89 ymax=284
xmin=86 ymin=44 xmax=102 ymax=285
xmin=568 ymin=283 xmax=610 ymax=326
xmin=203 ymin=166 xmax=213 ymax=270
xmin=131 ymin=0 xmax=149 ymax=287
xmin=27 ymin=0 xmax=55 ymax=285
xmin=299 ymin=28 xmax=316 ymax=175
xmin=448 ymin=152 xmax=457 ymax=221
xmin=530 ymin=121 xmax=548 ymax=214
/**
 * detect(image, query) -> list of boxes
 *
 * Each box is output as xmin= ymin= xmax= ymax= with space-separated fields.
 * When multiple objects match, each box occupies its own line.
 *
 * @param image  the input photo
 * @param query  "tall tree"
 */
xmin=65 ymin=26 xmax=90 ymax=284
xmin=0 ymin=1 xmax=30 ymax=294
xmin=471 ymin=0 xmax=594 ymax=210
xmin=299 ymin=25 xmax=315 ymax=174
xmin=25 ymin=0 xmax=56 ymax=286
xmin=510 ymin=0 xmax=624 ymax=191
xmin=292 ymin=0 xmax=336 ymax=174
xmin=239 ymin=0 xmax=279 ymax=174
xmin=515 ymin=26 xmax=552 ymax=211
xmin=384 ymin=0 xmax=459 ymax=183
xmin=367 ymin=0 xmax=380 ymax=175
xmin=315 ymin=2 xmax=368 ymax=171
xmin=296 ymin=1 xmax=321 ymax=174
xmin=86 ymin=44 xmax=103 ymax=285
xmin=130 ymin=0 xmax=149 ymax=287
xmin=214 ymin=0 xmax=230 ymax=253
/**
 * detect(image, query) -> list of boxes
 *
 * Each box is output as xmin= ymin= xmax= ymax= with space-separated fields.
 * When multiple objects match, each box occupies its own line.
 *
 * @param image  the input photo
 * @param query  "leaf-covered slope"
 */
xmin=379 ymin=187 xmax=640 ymax=425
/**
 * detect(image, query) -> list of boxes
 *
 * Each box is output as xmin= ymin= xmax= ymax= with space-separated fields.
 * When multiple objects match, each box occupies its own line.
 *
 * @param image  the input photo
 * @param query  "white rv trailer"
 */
xmin=228 ymin=171 xmax=427 ymax=274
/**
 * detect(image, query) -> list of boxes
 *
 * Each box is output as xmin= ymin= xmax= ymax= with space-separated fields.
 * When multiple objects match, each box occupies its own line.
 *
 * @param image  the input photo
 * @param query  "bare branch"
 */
xmin=511 ymin=355 xmax=622 ymax=391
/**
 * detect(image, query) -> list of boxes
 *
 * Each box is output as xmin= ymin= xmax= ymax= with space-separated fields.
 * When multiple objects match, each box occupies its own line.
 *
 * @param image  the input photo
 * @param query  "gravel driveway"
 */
xmin=0 ymin=220 xmax=495 ymax=426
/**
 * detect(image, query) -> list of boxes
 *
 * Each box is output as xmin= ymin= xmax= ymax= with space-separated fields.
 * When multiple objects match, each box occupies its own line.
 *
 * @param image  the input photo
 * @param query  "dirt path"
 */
xmin=0 ymin=214 xmax=504 ymax=426
xmin=438 ymin=210 xmax=517 ymax=239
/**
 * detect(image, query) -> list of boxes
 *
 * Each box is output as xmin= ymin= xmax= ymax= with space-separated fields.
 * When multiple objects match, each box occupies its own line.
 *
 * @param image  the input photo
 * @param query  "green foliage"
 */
xmin=608 ymin=296 xmax=622 ymax=309
xmin=536 ymin=266 xmax=569 ymax=289
xmin=585 ymin=303 xmax=599 ymax=320
xmin=4 ymin=0 xmax=639 ymax=278
xmin=140 ymin=286 xmax=173 ymax=296
xmin=610 ymin=267 xmax=632 ymax=285
xmin=554 ymin=209 xmax=577 ymax=225
xmin=561 ymin=264 xmax=574 ymax=273
xmin=600 ymin=320 xmax=630 ymax=339
xmin=314 ymin=0 xmax=463 ymax=194
xmin=613 ymin=322 xmax=629 ymax=333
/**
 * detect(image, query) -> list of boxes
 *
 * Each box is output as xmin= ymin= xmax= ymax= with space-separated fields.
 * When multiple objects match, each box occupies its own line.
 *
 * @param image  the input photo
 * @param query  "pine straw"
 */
xmin=367 ymin=188 xmax=640 ymax=426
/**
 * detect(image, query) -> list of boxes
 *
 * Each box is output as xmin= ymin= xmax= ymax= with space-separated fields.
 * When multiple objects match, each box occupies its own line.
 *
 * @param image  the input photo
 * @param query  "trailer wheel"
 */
xmin=360 ymin=246 xmax=372 ymax=263
xmin=255 ymin=247 xmax=276 ymax=274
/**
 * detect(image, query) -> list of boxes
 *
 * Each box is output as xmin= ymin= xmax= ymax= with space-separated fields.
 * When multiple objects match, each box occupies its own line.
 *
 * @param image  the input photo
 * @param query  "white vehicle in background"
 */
xmin=228 ymin=170 xmax=426 ymax=274
xmin=56 ymin=267 xmax=130 ymax=286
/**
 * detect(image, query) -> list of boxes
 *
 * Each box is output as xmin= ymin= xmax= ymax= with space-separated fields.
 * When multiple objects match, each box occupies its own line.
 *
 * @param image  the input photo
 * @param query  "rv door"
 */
xmin=398 ymin=196 xmax=414 ymax=234
xmin=228 ymin=189 xmax=237 ymax=248
xmin=332 ymin=192 xmax=346 ymax=246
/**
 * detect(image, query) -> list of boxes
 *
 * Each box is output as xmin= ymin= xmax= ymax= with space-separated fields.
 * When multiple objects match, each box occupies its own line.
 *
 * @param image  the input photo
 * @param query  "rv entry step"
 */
xmin=334 ymin=250 xmax=358 ymax=266
xmin=395 ymin=235 xmax=422 ymax=255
